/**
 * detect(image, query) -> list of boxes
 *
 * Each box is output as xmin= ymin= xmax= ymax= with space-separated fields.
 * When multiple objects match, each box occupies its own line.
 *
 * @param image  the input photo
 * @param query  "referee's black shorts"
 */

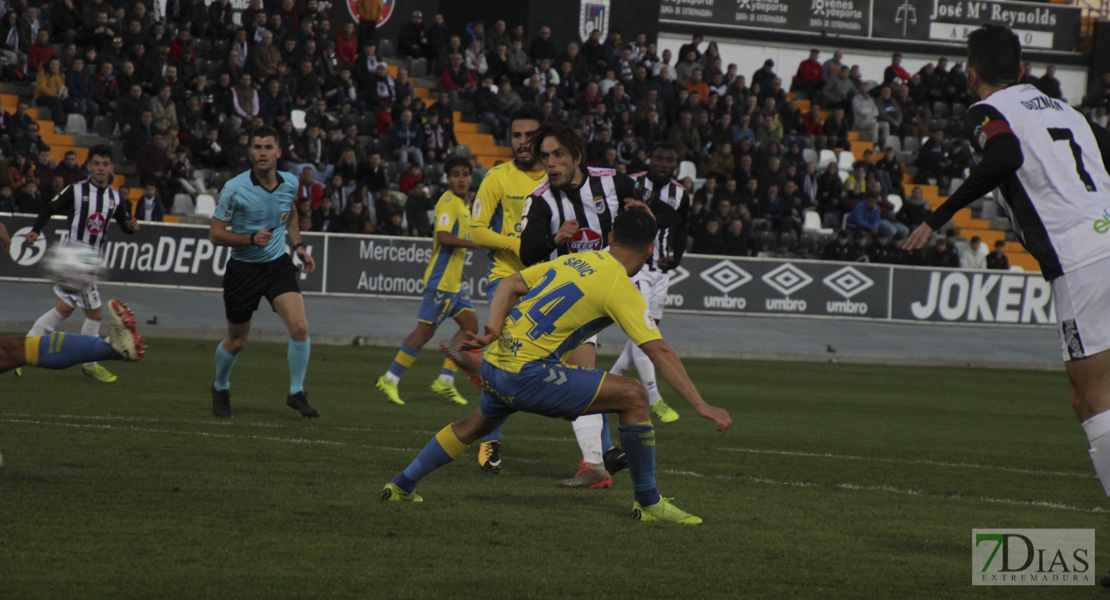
xmin=222 ymin=254 xmax=301 ymax=324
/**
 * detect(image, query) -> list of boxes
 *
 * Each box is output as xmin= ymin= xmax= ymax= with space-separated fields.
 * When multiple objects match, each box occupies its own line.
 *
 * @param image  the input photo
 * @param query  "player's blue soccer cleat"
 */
xmin=380 ymin=482 xmax=423 ymax=503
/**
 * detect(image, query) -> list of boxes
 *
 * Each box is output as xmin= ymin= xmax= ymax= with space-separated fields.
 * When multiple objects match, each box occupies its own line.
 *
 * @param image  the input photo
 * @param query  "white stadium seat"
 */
xmin=837 ymin=150 xmax=855 ymax=172
xmin=802 ymin=148 xmax=818 ymax=165
xmin=64 ymin=114 xmax=87 ymax=135
xmin=677 ymin=160 xmax=697 ymax=181
xmin=291 ymin=109 xmax=307 ymax=134
xmin=802 ymin=209 xmax=832 ymax=235
xmin=171 ymin=194 xmax=193 ymax=215
xmin=817 ymin=149 xmax=837 ymax=170
xmin=194 ymin=194 xmax=216 ymax=218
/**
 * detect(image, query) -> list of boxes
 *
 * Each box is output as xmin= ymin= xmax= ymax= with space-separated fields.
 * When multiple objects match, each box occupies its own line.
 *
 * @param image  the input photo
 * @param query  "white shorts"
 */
xmin=1053 ymin=258 xmax=1110 ymax=362
xmin=54 ymin=283 xmax=102 ymax=310
xmin=631 ymin=268 xmax=669 ymax=321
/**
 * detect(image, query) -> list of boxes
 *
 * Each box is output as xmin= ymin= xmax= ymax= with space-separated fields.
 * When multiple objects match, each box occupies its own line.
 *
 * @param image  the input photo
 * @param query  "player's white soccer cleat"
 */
xmin=106 ymin=299 xmax=146 ymax=362
xmin=557 ymin=460 xmax=612 ymax=489
xmin=439 ymin=341 xmax=482 ymax=387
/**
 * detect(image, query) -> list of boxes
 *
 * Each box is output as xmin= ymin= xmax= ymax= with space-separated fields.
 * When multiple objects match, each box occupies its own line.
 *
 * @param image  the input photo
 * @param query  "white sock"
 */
xmin=82 ymin=318 xmax=102 ymax=369
xmin=438 ymin=373 xmax=455 ymax=384
xmin=1082 ymin=410 xmax=1110 ymax=496
xmin=28 ymin=308 xmax=65 ymax=336
xmin=609 ymin=339 xmax=634 ymax=376
xmin=385 ymin=372 xmax=400 ymax=384
xmin=572 ymin=413 xmax=604 ymax=466
xmin=631 ymin=344 xmax=662 ymax=404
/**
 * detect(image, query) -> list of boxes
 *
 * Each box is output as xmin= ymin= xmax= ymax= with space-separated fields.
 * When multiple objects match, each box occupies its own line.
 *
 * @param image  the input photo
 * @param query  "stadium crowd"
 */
xmin=0 ymin=1 xmax=1108 ymax=268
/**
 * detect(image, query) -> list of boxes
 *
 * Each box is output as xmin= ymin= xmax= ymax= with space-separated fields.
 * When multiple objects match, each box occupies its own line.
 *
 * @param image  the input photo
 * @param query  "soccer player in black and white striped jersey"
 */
xmin=609 ymin=143 xmax=689 ymax=425
xmin=903 ymin=26 xmax=1110 ymax=497
xmin=20 ymin=145 xmax=138 ymax=383
xmin=519 ymin=123 xmax=652 ymax=488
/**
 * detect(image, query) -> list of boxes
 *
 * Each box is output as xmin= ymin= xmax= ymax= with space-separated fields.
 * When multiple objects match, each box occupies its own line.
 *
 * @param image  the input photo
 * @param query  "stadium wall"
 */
xmin=0 ymin=215 xmax=1056 ymax=329
xmin=655 ymin=33 xmax=1091 ymax=108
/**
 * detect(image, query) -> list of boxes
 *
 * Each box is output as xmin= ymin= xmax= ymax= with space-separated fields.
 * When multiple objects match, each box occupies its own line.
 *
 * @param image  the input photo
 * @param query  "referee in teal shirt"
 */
xmin=208 ymin=125 xmax=319 ymax=419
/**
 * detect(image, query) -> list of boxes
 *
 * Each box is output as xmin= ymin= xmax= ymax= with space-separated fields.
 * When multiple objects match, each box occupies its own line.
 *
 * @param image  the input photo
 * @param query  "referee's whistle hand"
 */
xmin=254 ymin=229 xmax=273 ymax=245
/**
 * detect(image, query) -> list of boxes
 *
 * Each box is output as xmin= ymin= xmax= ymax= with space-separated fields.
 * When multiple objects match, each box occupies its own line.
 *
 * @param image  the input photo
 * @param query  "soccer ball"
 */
xmin=43 ymin=241 xmax=103 ymax=293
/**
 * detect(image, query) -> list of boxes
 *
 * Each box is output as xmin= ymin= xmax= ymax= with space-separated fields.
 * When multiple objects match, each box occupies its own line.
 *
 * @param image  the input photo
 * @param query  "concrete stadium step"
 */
xmin=951 ymin=212 xmax=990 ymax=229
xmin=1007 ymin=251 xmax=1040 ymax=271
xmin=455 ymin=131 xmax=496 ymax=148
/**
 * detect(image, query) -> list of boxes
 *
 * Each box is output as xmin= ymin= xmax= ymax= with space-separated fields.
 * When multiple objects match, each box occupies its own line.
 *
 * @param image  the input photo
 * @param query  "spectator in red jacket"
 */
xmin=168 ymin=29 xmax=195 ymax=63
xmin=28 ymin=29 xmax=53 ymax=74
xmin=440 ymin=52 xmax=474 ymax=110
xmin=336 ymin=22 xmax=358 ymax=66
xmin=792 ymin=48 xmax=824 ymax=100
xmin=296 ymin=166 xmax=324 ymax=211
xmin=883 ymin=52 xmax=911 ymax=87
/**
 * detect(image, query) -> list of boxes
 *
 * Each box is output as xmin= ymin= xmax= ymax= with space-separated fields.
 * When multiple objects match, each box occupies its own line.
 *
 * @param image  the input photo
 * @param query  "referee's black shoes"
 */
xmin=286 ymin=391 xmax=320 ymax=418
xmin=211 ymin=384 xmax=233 ymax=418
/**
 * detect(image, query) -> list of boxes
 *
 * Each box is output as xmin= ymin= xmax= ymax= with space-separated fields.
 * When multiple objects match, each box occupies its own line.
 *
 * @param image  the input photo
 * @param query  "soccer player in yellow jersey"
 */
xmin=376 ymin=158 xmax=481 ymax=405
xmin=382 ymin=210 xmax=732 ymax=524
xmin=466 ymin=104 xmax=548 ymax=471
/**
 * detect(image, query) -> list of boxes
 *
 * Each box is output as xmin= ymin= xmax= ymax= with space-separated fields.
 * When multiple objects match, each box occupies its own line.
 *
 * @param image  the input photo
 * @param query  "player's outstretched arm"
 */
xmin=461 ymin=273 xmax=530 ymax=350
xmin=641 ymin=339 xmax=732 ymax=437
xmin=436 ymin=231 xmax=481 ymax=249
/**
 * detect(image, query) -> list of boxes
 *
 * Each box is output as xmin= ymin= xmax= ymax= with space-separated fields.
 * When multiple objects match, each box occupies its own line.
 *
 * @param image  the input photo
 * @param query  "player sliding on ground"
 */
xmin=0 ymin=298 xmax=145 ymax=374
xmin=382 ymin=210 xmax=732 ymax=523
xmin=902 ymin=25 xmax=1110 ymax=496
xmin=376 ymin=158 xmax=481 ymax=406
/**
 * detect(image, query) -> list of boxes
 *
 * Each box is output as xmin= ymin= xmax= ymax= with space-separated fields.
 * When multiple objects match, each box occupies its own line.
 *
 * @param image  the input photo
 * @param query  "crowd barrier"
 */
xmin=0 ymin=215 xmax=1054 ymax=327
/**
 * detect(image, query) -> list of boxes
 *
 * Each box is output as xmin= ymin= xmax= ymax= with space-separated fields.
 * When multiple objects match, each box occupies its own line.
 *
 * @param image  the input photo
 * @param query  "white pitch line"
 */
xmin=0 ymin=417 xmax=1100 ymax=513
xmin=720 ymin=446 xmax=1094 ymax=479
xmin=659 ymin=469 xmax=1105 ymax=514
xmin=0 ymin=412 xmax=584 ymax=443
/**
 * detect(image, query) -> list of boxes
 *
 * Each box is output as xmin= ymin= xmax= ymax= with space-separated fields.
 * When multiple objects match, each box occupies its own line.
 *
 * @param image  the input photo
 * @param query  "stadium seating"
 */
xmin=194 ymin=195 xmax=216 ymax=219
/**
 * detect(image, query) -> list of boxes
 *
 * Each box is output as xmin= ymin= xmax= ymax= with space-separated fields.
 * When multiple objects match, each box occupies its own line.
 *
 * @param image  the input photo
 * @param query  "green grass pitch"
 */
xmin=0 ymin=338 xmax=1105 ymax=598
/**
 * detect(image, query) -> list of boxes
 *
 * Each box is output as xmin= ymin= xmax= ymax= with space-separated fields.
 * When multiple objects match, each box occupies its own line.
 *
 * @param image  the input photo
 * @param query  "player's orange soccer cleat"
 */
xmin=439 ymin=341 xmax=482 ymax=387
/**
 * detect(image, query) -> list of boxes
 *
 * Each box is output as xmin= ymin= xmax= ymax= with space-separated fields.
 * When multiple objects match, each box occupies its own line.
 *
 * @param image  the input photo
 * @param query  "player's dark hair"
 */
xmin=651 ymin=142 xmax=679 ymax=159
xmin=443 ymin=156 xmax=471 ymax=175
xmin=88 ymin=144 xmax=113 ymax=163
xmin=967 ymin=24 xmax=1021 ymax=87
xmin=509 ymin=103 xmax=546 ymax=127
xmin=250 ymin=125 xmax=279 ymax=143
xmin=611 ymin=209 xmax=657 ymax=252
xmin=531 ymin=122 xmax=585 ymax=166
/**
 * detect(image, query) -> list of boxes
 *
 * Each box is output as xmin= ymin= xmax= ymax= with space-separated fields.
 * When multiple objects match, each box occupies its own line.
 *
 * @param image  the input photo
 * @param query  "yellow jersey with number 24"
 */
xmin=484 ymin=250 xmax=663 ymax=374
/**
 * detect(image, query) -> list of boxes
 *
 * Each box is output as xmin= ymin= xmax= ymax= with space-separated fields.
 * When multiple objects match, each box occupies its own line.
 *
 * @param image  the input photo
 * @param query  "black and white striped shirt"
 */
xmin=31 ymin=180 xmax=132 ymax=250
xmin=519 ymin=167 xmax=637 ymax=266
xmin=629 ymin=172 xmax=690 ymax=272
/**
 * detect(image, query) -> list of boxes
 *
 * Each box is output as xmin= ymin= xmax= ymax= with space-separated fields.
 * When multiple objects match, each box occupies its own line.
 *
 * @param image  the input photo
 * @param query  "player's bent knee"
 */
xmin=288 ymin=322 xmax=309 ymax=341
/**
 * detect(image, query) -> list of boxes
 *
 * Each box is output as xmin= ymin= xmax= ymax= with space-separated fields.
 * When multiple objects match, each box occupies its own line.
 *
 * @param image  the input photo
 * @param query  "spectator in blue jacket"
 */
xmin=64 ymin=57 xmax=99 ymax=130
xmin=389 ymin=108 xmax=425 ymax=170
xmin=848 ymin=193 xmax=900 ymax=238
